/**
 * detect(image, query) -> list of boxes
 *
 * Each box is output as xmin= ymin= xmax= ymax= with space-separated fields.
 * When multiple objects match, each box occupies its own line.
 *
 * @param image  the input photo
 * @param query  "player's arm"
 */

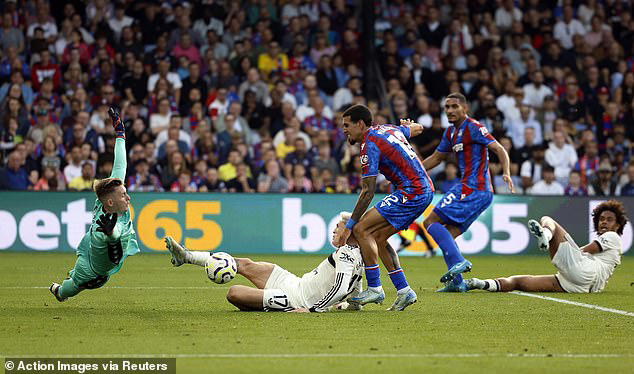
xmin=108 ymin=108 xmax=127 ymax=180
xmin=422 ymin=150 xmax=447 ymax=172
xmin=488 ymin=140 xmax=515 ymax=193
xmin=581 ymin=232 xmax=620 ymax=255
xmin=580 ymin=241 xmax=601 ymax=255
xmin=399 ymin=119 xmax=424 ymax=137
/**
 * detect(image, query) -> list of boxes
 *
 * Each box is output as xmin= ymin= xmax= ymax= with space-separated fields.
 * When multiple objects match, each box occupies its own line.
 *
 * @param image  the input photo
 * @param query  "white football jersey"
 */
xmin=298 ymin=245 xmax=364 ymax=312
xmin=591 ymin=231 xmax=622 ymax=292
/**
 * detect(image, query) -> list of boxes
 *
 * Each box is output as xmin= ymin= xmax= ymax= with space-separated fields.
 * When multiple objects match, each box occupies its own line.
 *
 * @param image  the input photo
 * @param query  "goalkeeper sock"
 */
xmin=364 ymin=264 xmax=382 ymax=288
xmin=187 ymin=251 xmax=212 ymax=267
xmin=388 ymin=268 xmax=410 ymax=293
xmin=58 ymin=278 xmax=81 ymax=299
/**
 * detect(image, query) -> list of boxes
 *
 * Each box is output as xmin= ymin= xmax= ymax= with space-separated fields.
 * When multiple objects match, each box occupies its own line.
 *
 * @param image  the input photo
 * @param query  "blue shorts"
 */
xmin=433 ymin=184 xmax=493 ymax=233
xmin=375 ymin=190 xmax=433 ymax=230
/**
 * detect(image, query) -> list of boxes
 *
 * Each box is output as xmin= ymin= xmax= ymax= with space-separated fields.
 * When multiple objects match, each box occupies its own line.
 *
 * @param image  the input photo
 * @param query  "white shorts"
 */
xmin=263 ymin=265 xmax=304 ymax=310
xmin=551 ymin=234 xmax=598 ymax=293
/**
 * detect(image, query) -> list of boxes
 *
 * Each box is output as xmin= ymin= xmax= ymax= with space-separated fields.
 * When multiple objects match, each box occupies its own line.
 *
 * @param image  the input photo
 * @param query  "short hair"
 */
xmin=93 ymin=178 xmax=123 ymax=200
xmin=342 ymin=104 xmax=372 ymax=127
xmin=339 ymin=211 xmax=352 ymax=223
xmin=592 ymin=200 xmax=628 ymax=235
xmin=446 ymin=92 xmax=468 ymax=105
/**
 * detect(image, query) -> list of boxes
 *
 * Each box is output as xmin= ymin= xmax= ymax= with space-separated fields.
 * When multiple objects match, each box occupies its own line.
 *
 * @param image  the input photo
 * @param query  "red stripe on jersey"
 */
xmin=372 ymin=135 xmax=426 ymax=195
xmin=476 ymin=144 xmax=487 ymax=190
xmin=461 ymin=125 xmax=473 ymax=186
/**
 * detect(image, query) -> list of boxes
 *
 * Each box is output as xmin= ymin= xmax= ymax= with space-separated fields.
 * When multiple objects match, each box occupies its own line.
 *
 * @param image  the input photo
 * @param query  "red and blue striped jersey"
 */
xmin=360 ymin=124 xmax=434 ymax=197
xmin=437 ymin=116 xmax=496 ymax=192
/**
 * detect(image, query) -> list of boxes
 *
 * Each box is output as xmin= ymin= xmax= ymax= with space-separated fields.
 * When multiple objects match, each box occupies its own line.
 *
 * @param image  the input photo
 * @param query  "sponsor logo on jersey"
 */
xmin=360 ymin=155 xmax=369 ymax=165
xmin=361 ymin=143 xmax=365 ymax=150
xmin=480 ymin=127 xmax=489 ymax=136
xmin=339 ymin=252 xmax=355 ymax=264
xmin=453 ymin=143 xmax=463 ymax=152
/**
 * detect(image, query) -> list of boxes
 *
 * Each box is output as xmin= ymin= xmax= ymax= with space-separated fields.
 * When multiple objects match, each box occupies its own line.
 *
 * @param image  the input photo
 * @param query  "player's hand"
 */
xmin=96 ymin=212 xmax=118 ymax=236
xmin=108 ymin=107 xmax=125 ymax=138
xmin=400 ymin=118 xmax=423 ymax=136
xmin=502 ymin=174 xmax=515 ymax=193
xmin=289 ymin=308 xmax=310 ymax=313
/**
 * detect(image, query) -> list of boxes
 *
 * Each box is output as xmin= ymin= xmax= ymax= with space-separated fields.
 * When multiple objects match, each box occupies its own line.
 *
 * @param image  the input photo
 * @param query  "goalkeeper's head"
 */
xmin=93 ymin=178 xmax=130 ymax=213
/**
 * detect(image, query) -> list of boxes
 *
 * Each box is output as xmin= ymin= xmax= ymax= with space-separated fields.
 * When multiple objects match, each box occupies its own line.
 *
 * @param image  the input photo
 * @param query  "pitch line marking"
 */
xmin=511 ymin=291 xmax=634 ymax=317
xmin=1 ymin=353 xmax=632 ymax=359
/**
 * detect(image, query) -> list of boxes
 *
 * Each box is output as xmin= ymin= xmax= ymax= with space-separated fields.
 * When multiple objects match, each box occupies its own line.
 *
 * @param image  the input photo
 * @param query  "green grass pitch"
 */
xmin=1 ymin=252 xmax=633 ymax=373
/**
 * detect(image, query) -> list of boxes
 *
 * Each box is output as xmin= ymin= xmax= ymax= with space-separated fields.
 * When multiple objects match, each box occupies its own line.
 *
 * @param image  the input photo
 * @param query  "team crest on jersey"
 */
xmin=360 ymin=155 xmax=369 ymax=165
xmin=453 ymin=143 xmax=464 ymax=152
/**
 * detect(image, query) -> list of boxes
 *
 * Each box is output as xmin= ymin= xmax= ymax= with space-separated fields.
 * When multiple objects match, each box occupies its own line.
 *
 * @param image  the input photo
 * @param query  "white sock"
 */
xmin=483 ymin=279 xmax=499 ymax=292
xmin=187 ymin=251 xmax=212 ymax=267
xmin=542 ymin=227 xmax=553 ymax=243
xmin=368 ymin=286 xmax=383 ymax=293
xmin=397 ymin=286 xmax=411 ymax=295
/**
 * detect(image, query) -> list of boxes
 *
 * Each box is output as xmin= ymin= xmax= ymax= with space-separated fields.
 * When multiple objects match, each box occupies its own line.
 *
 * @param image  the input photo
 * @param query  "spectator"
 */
xmin=68 ymin=162 xmax=94 ymax=191
xmin=257 ymin=159 xmax=289 ymax=193
xmin=619 ymin=161 xmax=634 ymax=196
xmin=522 ymin=71 xmax=553 ymax=109
xmin=171 ymin=170 xmax=197 ymax=192
xmin=545 ymin=131 xmax=578 ymax=185
xmin=204 ymin=167 xmax=227 ymax=192
xmin=148 ymin=57 xmax=182 ymax=104
xmin=506 ymin=104 xmax=543 ymax=148
xmin=574 ymin=142 xmax=600 ymax=187
xmin=0 ymin=150 xmax=29 ymax=190
xmin=288 ymin=163 xmax=313 ymax=193
xmin=31 ymin=49 xmax=61 ymax=92
xmin=226 ymin=163 xmax=255 ymax=193
xmin=528 ymin=165 xmax=564 ymax=195
xmin=564 ymin=170 xmax=588 ymax=196
xmin=494 ymin=0 xmax=522 ymax=32
xmin=520 ymin=144 xmax=547 ymax=193
xmin=589 ymin=161 xmax=620 ymax=196
xmin=1 ymin=12 xmax=25 ymax=54
xmin=553 ymin=5 xmax=587 ymax=50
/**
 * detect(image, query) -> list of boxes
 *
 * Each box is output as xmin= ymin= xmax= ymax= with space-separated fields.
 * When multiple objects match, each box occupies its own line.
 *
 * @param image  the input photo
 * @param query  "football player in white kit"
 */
xmin=466 ymin=200 xmax=628 ymax=293
xmin=164 ymin=212 xmax=366 ymax=312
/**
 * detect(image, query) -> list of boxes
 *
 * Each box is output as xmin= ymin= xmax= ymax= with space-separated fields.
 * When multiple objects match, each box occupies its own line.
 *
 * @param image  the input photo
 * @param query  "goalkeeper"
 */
xmin=49 ymin=108 xmax=139 ymax=302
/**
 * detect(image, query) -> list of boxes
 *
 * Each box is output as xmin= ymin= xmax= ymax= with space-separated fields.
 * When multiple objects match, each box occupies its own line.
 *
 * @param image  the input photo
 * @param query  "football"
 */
xmin=205 ymin=252 xmax=237 ymax=284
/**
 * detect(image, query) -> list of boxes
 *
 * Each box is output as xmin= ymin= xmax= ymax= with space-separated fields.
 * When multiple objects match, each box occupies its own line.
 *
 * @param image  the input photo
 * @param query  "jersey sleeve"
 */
xmin=308 ymin=248 xmax=356 ymax=313
xmin=596 ymin=232 xmax=622 ymax=254
xmin=360 ymin=136 xmax=380 ymax=178
xmin=397 ymin=125 xmax=411 ymax=139
xmin=109 ymin=138 xmax=127 ymax=180
xmin=469 ymin=122 xmax=496 ymax=146
xmin=436 ymin=128 xmax=452 ymax=153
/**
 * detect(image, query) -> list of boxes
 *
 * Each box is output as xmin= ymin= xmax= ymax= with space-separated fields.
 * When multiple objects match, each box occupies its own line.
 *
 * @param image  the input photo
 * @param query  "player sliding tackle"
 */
xmin=467 ymin=200 xmax=627 ymax=293
xmin=50 ymin=108 xmax=139 ymax=302
xmin=334 ymin=104 xmax=433 ymax=311
xmin=164 ymin=212 xmax=365 ymax=312
xmin=422 ymin=93 xmax=514 ymax=292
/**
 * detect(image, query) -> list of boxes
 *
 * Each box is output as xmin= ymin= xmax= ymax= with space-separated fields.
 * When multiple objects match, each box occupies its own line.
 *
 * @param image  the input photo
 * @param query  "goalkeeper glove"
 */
xmin=108 ymin=107 xmax=125 ymax=139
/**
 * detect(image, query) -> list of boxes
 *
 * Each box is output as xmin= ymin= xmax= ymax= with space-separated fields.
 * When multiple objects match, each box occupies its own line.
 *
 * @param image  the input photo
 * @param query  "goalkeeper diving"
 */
xmin=49 ymin=108 xmax=139 ymax=301
xmin=165 ymin=212 xmax=367 ymax=312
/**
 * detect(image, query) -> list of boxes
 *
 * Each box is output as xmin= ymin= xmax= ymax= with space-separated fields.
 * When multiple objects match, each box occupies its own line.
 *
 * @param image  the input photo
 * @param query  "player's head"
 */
xmin=93 ymin=178 xmax=130 ymax=213
xmin=332 ymin=211 xmax=355 ymax=247
xmin=444 ymin=92 xmax=468 ymax=124
xmin=341 ymin=104 xmax=372 ymax=145
xmin=592 ymin=200 xmax=628 ymax=235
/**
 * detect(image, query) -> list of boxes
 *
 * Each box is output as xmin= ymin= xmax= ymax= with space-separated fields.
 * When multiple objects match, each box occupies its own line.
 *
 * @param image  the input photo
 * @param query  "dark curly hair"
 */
xmin=592 ymin=200 xmax=628 ymax=235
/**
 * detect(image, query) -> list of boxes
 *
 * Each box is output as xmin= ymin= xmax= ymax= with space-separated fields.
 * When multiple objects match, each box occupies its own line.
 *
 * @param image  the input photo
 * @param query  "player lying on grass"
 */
xmin=50 ymin=108 xmax=139 ymax=302
xmin=466 ymin=200 xmax=627 ymax=293
xmin=165 ymin=212 xmax=368 ymax=312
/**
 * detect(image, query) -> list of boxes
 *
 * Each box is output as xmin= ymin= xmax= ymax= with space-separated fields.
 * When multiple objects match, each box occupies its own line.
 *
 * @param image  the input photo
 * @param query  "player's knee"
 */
xmin=540 ymin=216 xmax=554 ymax=226
xmin=236 ymin=258 xmax=253 ymax=273
xmin=352 ymin=223 xmax=366 ymax=239
xmin=423 ymin=215 xmax=439 ymax=229
xmin=226 ymin=286 xmax=242 ymax=305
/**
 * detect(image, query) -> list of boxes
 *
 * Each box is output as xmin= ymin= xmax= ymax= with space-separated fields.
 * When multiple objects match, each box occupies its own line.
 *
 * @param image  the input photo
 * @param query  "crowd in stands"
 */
xmin=0 ymin=0 xmax=633 ymax=197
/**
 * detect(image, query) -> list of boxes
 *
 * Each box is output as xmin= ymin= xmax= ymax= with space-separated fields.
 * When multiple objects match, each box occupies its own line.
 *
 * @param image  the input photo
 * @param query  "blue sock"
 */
xmin=427 ymin=222 xmax=466 ymax=285
xmin=364 ymin=264 xmax=381 ymax=288
xmin=388 ymin=268 xmax=409 ymax=291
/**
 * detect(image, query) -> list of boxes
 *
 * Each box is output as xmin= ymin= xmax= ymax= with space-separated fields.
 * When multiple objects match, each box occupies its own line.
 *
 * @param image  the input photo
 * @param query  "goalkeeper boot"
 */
xmin=439 ymin=259 xmax=472 ymax=283
xmin=436 ymin=280 xmax=469 ymax=293
xmin=49 ymin=283 xmax=67 ymax=302
xmin=528 ymin=219 xmax=549 ymax=252
xmin=165 ymin=236 xmax=188 ymax=267
xmin=349 ymin=288 xmax=385 ymax=306
xmin=387 ymin=289 xmax=417 ymax=311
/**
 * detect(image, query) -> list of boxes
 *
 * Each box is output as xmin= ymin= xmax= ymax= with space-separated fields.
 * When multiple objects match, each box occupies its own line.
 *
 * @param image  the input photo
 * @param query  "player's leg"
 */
xmin=235 ymin=257 xmax=275 ymax=289
xmin=352 ymin=208 xmax=392 ymax=292
xmin=467 ymin=275 xmax=564 ymax=292
xmin=528 ymin=216 xmax=570 ymax=259
xmin=424 ymin=210 xmax=470 ymax=286
xmin=226 ymin=285 xmax=265 ymax=311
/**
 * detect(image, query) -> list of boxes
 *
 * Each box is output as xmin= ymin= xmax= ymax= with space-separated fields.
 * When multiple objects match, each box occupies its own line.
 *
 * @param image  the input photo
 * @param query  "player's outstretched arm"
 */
xmin=333 ymin=176 xmax=377 ymax=247
xmin=488 ymin=141 xmax=514 ymax=193
xmin=399 ymin=119 xmax=424 ymax=137
xmin=108 ymin=107 xmax=127 ymax=180
xmin=422 ymin=150 xmax=447 ymax=172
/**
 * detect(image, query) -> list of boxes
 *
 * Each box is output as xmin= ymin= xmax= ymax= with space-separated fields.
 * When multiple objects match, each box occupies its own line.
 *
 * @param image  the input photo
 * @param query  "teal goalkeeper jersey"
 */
xmin=76 ymin=138 xmax=139 ymax=276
